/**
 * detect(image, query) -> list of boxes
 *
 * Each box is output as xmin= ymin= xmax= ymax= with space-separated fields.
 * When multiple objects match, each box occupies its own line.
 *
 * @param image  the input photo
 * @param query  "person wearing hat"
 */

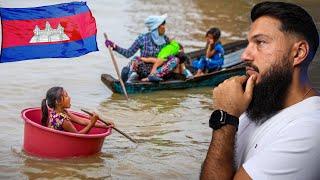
xmin=105 ymin=14 xmax=180 ymax=83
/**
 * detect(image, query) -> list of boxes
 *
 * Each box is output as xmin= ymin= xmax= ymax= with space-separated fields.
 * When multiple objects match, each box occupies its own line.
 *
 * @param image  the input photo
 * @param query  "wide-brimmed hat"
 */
xmin=144 ymin=14 xmax=167 ymax=31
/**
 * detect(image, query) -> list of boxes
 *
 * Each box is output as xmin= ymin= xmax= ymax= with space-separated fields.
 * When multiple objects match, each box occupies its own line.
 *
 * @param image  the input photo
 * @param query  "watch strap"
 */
xmin=224 ymin=112 xmax=239 ymax=131
xmin=209 ymin=110 xmax=239 ymax=131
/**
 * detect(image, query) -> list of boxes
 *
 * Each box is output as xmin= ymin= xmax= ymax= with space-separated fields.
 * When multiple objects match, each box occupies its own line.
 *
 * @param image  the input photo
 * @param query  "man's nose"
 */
xmin=241 ymin=44 xmax=253 ymax=62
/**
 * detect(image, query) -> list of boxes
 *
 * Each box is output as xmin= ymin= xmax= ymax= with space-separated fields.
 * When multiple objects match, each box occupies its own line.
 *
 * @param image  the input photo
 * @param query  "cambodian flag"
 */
xmin=0 ymin=2 xmax=98 ymax=63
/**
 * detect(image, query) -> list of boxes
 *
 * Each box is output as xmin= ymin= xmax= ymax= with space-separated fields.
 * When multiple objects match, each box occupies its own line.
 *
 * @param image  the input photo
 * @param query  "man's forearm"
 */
xmin=201 ymin=125 xmax=236 ymax=180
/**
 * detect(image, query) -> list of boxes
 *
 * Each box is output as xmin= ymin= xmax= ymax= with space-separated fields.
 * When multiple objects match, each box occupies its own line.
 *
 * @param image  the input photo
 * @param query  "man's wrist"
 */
xmin=209 ymin=110 xmax=239 ymax=131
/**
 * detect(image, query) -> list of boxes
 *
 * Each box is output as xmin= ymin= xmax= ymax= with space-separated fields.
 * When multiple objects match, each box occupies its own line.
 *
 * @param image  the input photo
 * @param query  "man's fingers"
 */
xmin=229 ymin=75 xmax=248 ymax=84
xmin=237 ymin=75 xmax=248 ymax=84
xmin=244 ymin=75 xmax=256 ymax=99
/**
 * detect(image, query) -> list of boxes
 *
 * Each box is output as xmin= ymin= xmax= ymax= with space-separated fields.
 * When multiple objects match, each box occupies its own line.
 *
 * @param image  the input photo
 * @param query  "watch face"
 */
xmin=209 ymin=110 xmax=239 ymax=131
xmin=209 ymin=110 xmax=224 ymax=130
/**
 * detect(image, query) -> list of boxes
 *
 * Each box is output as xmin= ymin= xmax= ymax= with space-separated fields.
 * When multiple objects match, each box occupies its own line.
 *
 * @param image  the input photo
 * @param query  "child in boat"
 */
xmin=140 ymin=40 xmax=193 ymax=81
xmin=41 ymin=87 xmax=114 ymax=134
xmin=192 ymin=27 xmax=225 ymax=77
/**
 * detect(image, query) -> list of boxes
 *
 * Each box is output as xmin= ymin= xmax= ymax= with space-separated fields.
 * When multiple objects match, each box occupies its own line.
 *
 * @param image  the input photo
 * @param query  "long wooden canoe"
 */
xmin=101 ymin=40 xmax=247 ymax=94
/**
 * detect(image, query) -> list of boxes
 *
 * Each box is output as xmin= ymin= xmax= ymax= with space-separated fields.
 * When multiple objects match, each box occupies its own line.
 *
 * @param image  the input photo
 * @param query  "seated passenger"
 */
xmin=192 ymin=27 xmax=224 ymax=77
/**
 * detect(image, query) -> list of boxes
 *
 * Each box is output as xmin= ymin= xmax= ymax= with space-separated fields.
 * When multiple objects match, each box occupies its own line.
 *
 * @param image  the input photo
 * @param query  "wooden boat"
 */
xmin=101 ymin=40 xmax=248 ymax=94
xmin=21 ymin=108 xmax=112 ymax=158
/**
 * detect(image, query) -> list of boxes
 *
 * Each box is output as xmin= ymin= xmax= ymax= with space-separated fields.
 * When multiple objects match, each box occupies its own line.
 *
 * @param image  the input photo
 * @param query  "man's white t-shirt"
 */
xmin=235 ymin=96 xmax=320 ymax=180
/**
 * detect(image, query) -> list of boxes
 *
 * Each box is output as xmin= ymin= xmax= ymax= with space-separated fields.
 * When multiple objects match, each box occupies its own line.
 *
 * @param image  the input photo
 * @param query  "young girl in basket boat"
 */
xmin=41 ymin=87 xmax=114 ymax=134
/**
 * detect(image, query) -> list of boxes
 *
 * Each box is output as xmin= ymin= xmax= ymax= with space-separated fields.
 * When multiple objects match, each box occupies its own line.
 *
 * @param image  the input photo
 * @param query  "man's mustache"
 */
xmin=244 ymin=62 xmax=260 ymax=73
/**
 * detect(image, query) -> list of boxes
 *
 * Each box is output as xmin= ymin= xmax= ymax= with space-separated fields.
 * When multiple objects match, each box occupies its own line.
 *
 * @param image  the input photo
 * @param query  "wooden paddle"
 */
xmin=81 ymin=109 xmax=137 ymax=143
xmin=103 ymin=32 xmax=129 ymax=100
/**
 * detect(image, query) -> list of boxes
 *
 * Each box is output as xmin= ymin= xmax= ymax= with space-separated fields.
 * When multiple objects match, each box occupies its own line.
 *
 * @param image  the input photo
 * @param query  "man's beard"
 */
xmin=246 ymin=56 xmax=293 ymax=124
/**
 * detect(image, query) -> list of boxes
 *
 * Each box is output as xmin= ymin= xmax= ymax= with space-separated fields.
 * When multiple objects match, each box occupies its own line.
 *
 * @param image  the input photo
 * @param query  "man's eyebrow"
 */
xmin=250 ymin=34 xmax=271 ymax=40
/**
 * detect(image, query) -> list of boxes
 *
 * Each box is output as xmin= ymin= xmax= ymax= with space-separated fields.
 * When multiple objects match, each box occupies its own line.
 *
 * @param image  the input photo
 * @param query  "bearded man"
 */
xmin=201 ymin=1 xmax=320 ymax=180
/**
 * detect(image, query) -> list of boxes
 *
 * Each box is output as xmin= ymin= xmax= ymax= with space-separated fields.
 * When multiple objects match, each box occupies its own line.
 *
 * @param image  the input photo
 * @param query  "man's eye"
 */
xmin=256 ymin=40 xmax=266 ymax=45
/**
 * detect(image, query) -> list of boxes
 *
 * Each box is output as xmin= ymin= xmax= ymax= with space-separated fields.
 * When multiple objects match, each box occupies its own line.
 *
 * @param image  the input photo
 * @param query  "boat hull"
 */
xmin=21 ymin=108 xmax=112 ymax=158
xmin=101 ymin=66 xmax=245 ymax=94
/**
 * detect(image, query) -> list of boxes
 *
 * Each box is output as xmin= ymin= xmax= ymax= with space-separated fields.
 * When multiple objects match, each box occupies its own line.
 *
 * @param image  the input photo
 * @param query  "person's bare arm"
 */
xmin=206 ymin=41 xmax=215 ymax=58
xmin=95 ymin=121 xmax=115 ymax=128
xmin=201 ymin=75 xmax=256 ymax=180
xmin=67 ymin=111 xmax=89 ymax=125
xmin=62 ymin=119 xmax=95 ymax=134
xmin=62 ymin=114 xmax=98 ymax=134
xmin=67 ymin=111 xmax=113 ymax=129
xmin=140 ymin=57 xmax=158 ymax=63
xmin=61 ymin=119 xmax=78 ymax=133
xmin=150 ymin=59 xmax=165 ymax=74
xmin=201 ymin=127 xmax=252 ymax=180
xmin=201 ymin=125 xmax=237 ymax=180
xmin=206 ymin=48 xmax=216 ymax=59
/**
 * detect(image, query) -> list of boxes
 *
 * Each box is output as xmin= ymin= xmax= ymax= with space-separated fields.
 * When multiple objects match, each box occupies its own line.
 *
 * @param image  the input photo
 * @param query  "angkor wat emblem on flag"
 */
xmin=30 ymin=21 xmax=70 ymax=43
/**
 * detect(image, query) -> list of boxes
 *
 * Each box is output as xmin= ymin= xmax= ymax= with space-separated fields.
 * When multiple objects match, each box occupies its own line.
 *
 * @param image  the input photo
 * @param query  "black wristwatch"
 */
xmin=209 ymin=110 xmax=239 ymax=131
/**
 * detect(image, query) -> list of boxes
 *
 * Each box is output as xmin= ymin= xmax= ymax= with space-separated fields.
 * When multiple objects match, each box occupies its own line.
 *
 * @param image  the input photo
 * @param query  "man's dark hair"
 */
xmin=251 ymin=1 xmax=319 ymax=62
xmin=206 ymin=27 xmax=221 ymax=41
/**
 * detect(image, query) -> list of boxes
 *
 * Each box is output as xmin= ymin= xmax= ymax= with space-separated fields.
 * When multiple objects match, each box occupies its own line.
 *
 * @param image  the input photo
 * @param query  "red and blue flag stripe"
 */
xmin=0 ymin=2 xmax=98 ymax=63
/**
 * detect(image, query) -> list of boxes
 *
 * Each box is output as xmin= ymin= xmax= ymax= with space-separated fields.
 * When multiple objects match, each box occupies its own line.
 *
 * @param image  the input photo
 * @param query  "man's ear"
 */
xmin=292 ymin=40 xmax=309 ymax=66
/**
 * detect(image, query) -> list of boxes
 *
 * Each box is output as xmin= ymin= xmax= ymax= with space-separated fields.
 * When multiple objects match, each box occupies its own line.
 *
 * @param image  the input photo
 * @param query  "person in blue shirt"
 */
xmin=192 ymin=27 xmax=225 ymax=77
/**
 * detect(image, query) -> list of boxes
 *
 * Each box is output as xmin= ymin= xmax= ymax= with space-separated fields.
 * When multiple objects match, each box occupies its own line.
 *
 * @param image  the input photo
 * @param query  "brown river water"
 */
xmin=0 ymin=0 xmax=319 ymax=179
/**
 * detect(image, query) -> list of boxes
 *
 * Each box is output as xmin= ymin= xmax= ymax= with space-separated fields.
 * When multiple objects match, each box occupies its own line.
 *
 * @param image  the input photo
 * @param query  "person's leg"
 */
xmin=195 ymin=69 xmax=204 ymax=77
xmin=141 ymin=59 xmax=165 ymax=82
xmin=150 ymin=59 xmax=164 ymax=74
xmin=127 ymin=57 xmax=139 ymax=83
xmin=155 ymin=57 xmax=179 ymax=78
xmin=127 ymin=57 xmax=154 ymax=83
xmin=180 ymin=63 xmax=193 ymax=79
xmin=141 ymin=57 xmax=179 ymax=82
xmin=137 ymin=62 xmax=153 ymax=78
xmin=193 ymin=56 xmax=206 ymax=77
xmin=192 ymin=59 xmax=200 ymax=76
xmin=173 ymin=64 xmax=181 ymax=74
xmin=207 ymin=59 xmax=222 ymax=73
xmin=121 ymin=64 xmax=130 ymax=82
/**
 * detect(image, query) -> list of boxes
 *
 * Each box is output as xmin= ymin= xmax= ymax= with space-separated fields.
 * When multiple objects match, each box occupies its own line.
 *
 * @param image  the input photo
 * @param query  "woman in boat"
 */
xmin=41 ymin=87 xmax=114 ymax=134
xmin=192 ymin=27 xmax=225 ymax=77
xmin=105 ymin=14 xmax=180 ymax=83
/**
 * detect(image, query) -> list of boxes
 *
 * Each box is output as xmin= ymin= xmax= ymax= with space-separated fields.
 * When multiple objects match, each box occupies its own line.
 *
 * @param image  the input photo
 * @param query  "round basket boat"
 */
xmin=21 ymin=107 xmax=112 ymax=158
